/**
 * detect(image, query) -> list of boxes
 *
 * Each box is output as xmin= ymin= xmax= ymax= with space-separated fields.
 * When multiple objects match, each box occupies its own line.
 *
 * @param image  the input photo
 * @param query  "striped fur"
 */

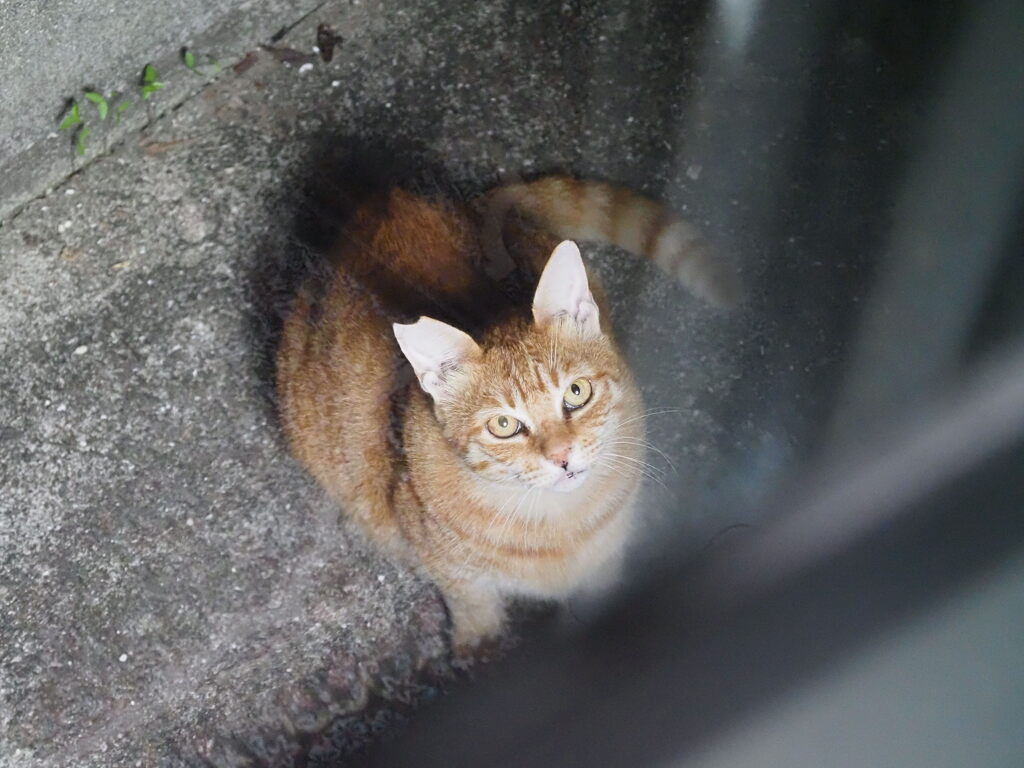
xmin=478 ymin=176 xmax=740 ymax=307
xmin=277 ymin=179 xmax=677 ymax=653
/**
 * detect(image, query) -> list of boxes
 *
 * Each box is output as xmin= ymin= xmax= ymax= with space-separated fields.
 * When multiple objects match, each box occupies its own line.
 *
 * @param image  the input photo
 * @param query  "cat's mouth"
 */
xmin=551 ymin=468 xmax=588 ymax=492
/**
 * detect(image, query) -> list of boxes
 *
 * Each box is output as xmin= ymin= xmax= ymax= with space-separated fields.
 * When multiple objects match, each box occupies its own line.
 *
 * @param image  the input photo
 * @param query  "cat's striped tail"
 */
xmin=479 ymin=176 xmax=740 ymax=308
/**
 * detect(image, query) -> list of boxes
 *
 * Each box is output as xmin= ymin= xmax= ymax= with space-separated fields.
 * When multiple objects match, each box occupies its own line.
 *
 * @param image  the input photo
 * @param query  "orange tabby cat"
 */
xmin=276 ymin=176 xmax=733 ymax=649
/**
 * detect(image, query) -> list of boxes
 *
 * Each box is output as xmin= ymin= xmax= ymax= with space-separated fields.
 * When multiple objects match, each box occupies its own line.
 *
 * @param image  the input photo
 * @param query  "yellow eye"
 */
xmin=487 ymin=414 xmax=522 ymax=438
xmin=563 ymin=377 xmax=593 ymax=409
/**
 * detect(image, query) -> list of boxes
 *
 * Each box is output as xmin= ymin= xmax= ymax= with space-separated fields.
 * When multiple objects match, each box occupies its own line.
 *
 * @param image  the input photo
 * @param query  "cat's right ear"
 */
xmin=393 ymin=317 xmax=482 ymax=400
xmin=532 ymin=240 xmax=600 ymax=337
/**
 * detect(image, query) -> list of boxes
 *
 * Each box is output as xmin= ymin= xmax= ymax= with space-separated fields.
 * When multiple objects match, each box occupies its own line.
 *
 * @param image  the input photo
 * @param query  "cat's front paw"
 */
xmin=450 ymin=604 xmax=505 ymax=651
xmin=451 ymin=632 xmax=505 ymax=668
xmin=443 ymin=581 xmax=506 ymax=664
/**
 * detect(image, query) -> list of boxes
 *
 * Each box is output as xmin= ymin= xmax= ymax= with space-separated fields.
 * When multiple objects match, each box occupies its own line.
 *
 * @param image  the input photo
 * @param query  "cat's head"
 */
xmin=394 ymin=240 xmax=642 ymax=493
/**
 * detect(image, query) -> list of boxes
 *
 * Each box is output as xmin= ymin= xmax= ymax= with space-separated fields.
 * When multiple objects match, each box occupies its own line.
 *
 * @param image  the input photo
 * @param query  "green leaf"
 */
xmin=59 ymin=102 xmax=81 ymax=131
xmin=143 ymin=64 xmax=158 ymax=84
xmin=141 ymin=82 xmax=165 ymax=100
xmin=84 ymin=91 xmax=109 ymax=120
xmin=184 ymin=50 xmax=196 ymax=69
xmin=113 ymin=99 xmax=132 ymax=123
xmin=76 ymin=126 xmax=92 ymax=155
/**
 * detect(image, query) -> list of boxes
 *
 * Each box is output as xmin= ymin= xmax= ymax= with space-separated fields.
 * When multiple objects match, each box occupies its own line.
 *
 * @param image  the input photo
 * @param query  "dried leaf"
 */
xmin=317 ymin=24 xmax=343 ymax=62
xmin=140 ymin=137 xmax=197 ymax=155
xmin=232 ymin=51 xmax=259 ymax=74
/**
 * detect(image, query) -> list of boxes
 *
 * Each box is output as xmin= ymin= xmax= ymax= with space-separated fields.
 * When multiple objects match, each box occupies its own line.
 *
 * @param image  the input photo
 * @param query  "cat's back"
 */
xmin=331 ymin=186 xmax=502 ymax=324
xmin=276 ymin=186 xmax=491 ymax=543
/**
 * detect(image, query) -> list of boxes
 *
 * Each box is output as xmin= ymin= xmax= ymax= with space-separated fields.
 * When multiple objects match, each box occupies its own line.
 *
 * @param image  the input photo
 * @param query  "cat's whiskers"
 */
xmin=437 ymin=483 xmax=523 ymax=569
xmin=521 ymin=486 xmax=543 ymax=536
xmin=595 ymin=459 xmax=667 ymax=493
xmin=483 ymin=486 xmax=529 ymax=543
xmin=482 ymin=481 xmax=538 ymax=547
xmin=497 ymin=486 xmax=539 ymax=543
xmin=593 ymin=457 xmax=639 ymax=483
xmin=601 ymin=451 xmax=666 ymax=477
xmin=613 ymin=407 xmax=684 ymax=431
xmin=603 ymin=436 xmax=677 ymax=472
xmin=596 ymin=453 xmax=668 ymax=490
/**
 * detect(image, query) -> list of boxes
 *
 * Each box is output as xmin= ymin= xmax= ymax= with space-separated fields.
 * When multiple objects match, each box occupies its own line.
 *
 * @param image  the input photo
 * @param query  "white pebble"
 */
xmin=331 ymin=80 xmax=341 ymax=87
xmin=118 ymin=653 xmax=128 ymax=663
xmin=298 ymin=62 xmax=314 ymax=74
xmin=65 ymin=189 xmax=75 ymax=196
xmin=73 ymin=345 xmax=88 ymax=355
xmin=186 ymin=518 xmax=194 ymax=527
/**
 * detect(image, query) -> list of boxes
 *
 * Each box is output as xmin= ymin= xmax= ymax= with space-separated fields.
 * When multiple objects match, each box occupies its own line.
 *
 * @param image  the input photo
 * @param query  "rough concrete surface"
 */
xmin=0 ymin=0 xmax=323 ymax=220
xmin=1 ymin=0 xmax=899 ymax=764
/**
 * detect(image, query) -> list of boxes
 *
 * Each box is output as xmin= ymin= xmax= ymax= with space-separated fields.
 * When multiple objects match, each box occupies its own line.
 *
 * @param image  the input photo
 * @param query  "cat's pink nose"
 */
xmin=547 ymin=444 xmax=571 ymax=469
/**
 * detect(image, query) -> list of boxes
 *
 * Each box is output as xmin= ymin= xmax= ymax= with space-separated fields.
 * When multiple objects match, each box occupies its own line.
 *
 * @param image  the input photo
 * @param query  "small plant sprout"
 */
xmin=183 ymin=47 xmax=223 ymax=77
xmin=59 ymin=102 xmax=90 ymax=156
xmin=83 ymin=91 xmax=109 ymax=120
xmin=76 ymin=126 xmax=92 ymax=155
xmin=59 ymin=102 xmax=82 ymax=132
xmin=113 ymin=99 xmax=133 ymax=123
xmin=140 ymin=64 xmax=165 ymax=99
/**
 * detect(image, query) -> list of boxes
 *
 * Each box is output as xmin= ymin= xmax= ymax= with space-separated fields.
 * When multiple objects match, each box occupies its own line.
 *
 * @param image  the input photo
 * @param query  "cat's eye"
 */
xmin=563 ymin=377 xmax=593 ymax=409
xmin=487 ymin=414 xmax=523 ymax=438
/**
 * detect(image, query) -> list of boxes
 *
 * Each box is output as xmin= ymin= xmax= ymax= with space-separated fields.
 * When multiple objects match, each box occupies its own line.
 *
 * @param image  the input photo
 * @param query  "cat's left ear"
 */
xmin=532 ymin=240 xmax=600 ymax=337
xmin=393 ymin=317 xmax=482 ymax=400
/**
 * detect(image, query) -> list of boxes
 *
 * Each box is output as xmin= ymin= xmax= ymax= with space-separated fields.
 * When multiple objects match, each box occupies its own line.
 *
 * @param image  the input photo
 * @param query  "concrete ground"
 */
xmin=0 ymin=0 xmax=324 ymax=221
xmin=1 ymin=0 xmax=899 ymax=765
